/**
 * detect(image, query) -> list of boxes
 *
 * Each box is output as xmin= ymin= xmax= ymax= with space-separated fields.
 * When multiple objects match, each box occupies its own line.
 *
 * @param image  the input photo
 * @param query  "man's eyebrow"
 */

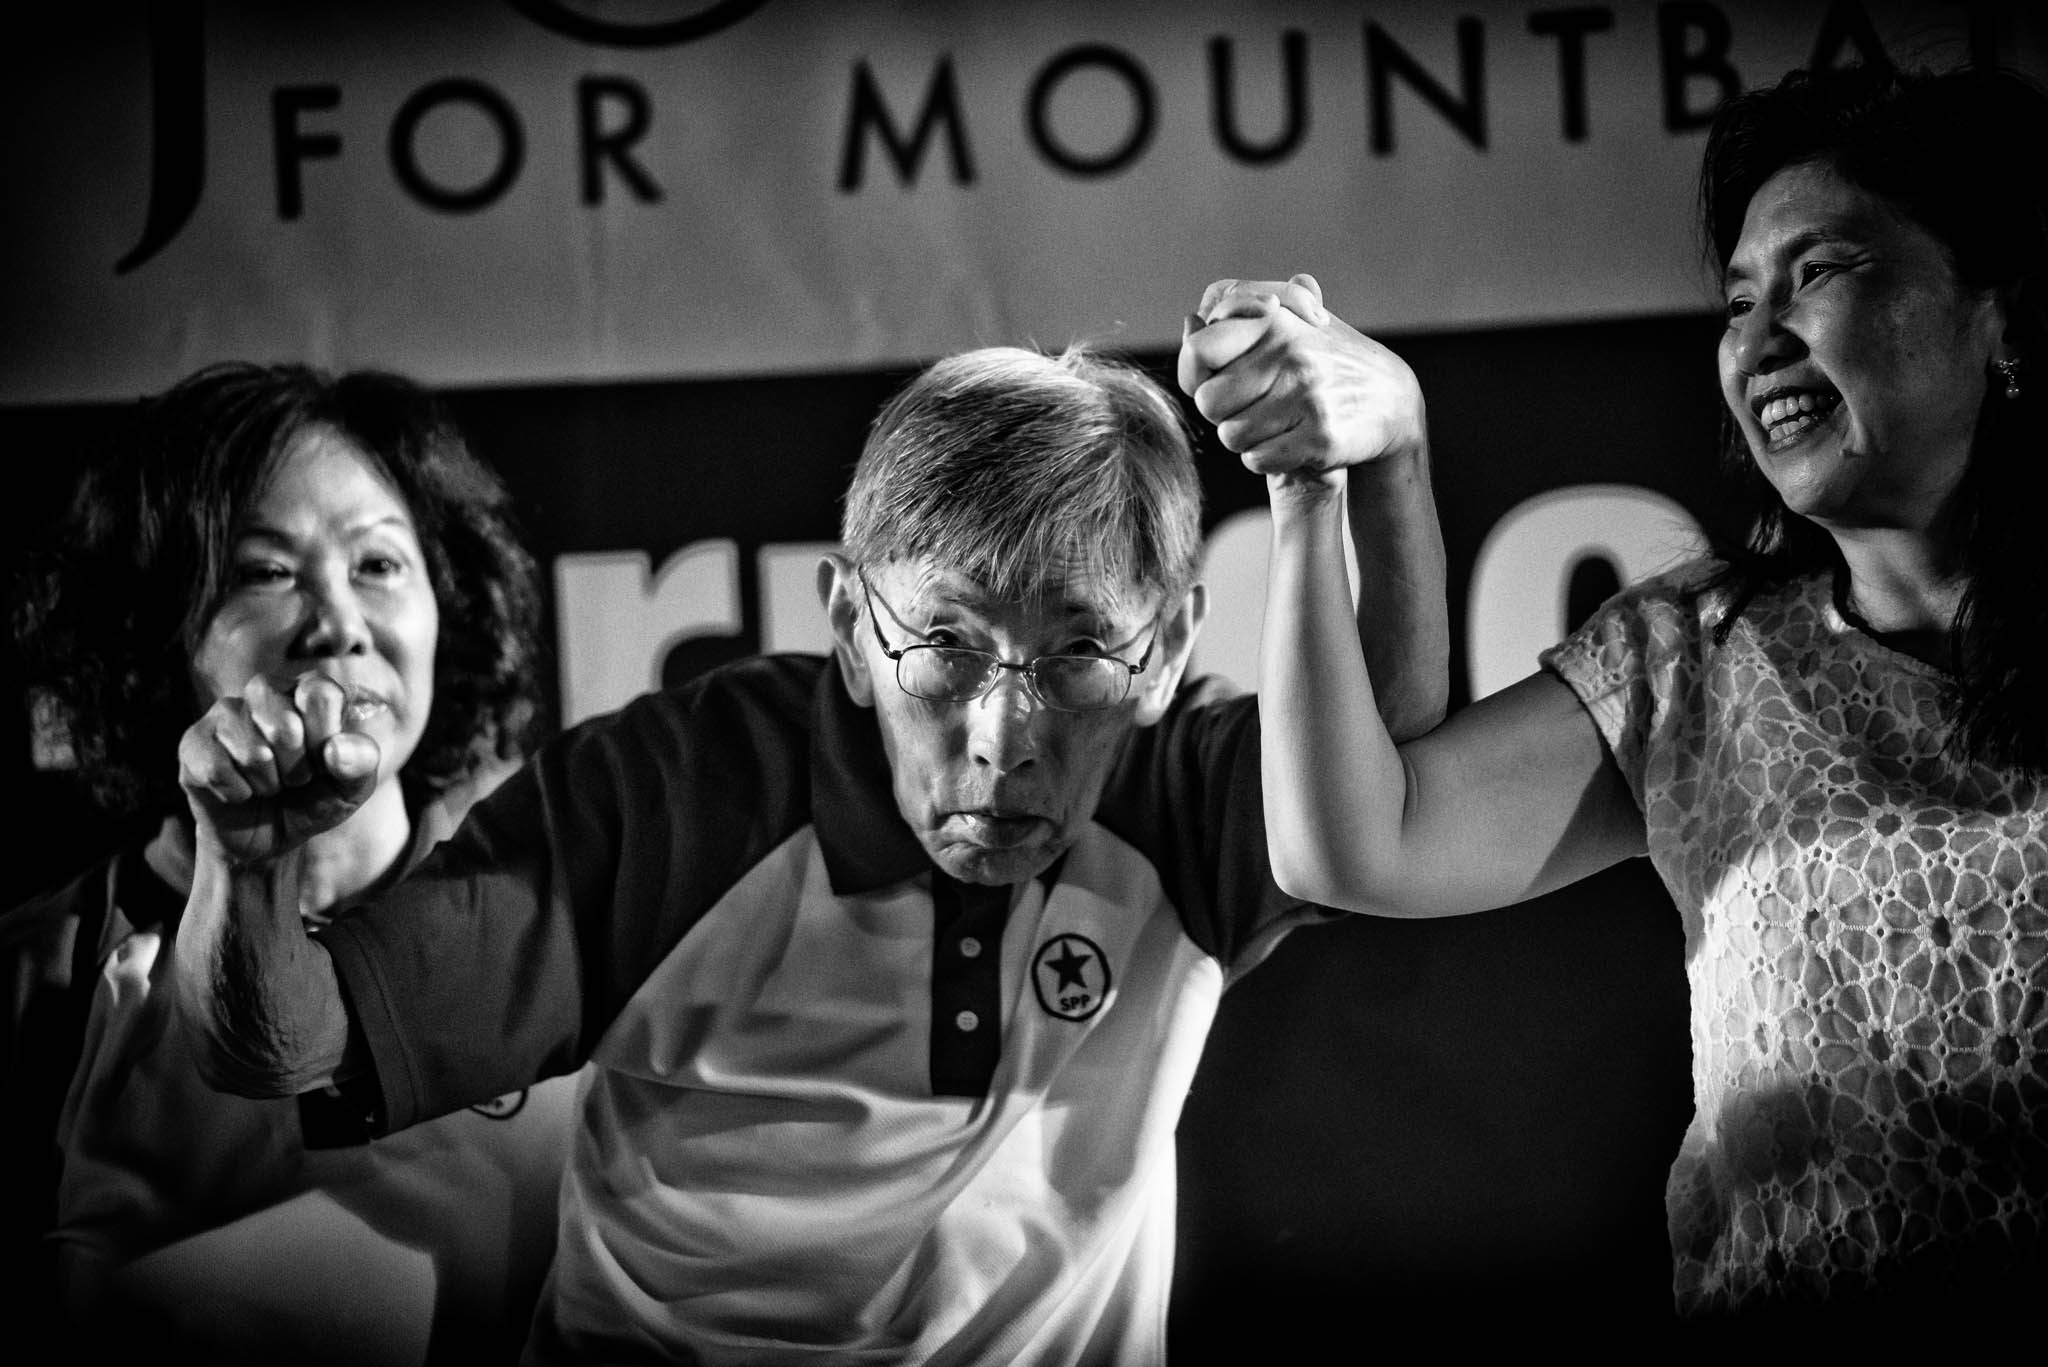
xmin=1057 ymin=602 xmax=1120 ymax=634
xmin=909 ymin=564 xmax=1136 ymax=619
xmin=917 ymin=584 xmax=979 ymax=613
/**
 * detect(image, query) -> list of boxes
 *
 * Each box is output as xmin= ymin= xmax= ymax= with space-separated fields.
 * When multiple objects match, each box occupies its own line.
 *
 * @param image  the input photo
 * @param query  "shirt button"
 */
xmin=959 ymin=937 xmax=983 ymax=959
xmin=955 ymin=1010 xmax=980 ymax=1032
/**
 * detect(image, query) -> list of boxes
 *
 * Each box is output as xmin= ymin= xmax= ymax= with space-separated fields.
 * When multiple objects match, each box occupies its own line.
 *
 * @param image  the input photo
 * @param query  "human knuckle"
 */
xmin=1305 ymin=387 xmax=1341 ymax=431
xmin=1276 ymin=344 xmax=1321 ymax=383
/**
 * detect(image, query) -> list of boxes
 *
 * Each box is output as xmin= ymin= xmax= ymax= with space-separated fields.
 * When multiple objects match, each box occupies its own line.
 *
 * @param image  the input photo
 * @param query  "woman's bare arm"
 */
xmin=1261 ymin=441 xmax=1644 ymax=919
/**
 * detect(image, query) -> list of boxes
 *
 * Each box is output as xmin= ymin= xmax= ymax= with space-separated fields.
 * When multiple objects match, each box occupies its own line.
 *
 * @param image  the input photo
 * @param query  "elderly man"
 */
xmin=173 ymin=277 xmax=1444 ymax=1363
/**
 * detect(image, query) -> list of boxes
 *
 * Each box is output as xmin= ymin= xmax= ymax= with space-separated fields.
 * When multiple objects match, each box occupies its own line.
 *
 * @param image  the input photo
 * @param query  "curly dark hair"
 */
xmin=1699 ymin=62 xmax=2048 ymax=770
xmin=14 ymin=362 xmax=547 ymax=817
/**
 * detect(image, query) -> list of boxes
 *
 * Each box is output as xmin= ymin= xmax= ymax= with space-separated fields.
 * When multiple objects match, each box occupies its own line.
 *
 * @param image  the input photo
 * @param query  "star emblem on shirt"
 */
xmin=1045 ymin=941 xmax=1093 ymax=991
xmin=1032 ymin=933 xmax=1111 ymax=1022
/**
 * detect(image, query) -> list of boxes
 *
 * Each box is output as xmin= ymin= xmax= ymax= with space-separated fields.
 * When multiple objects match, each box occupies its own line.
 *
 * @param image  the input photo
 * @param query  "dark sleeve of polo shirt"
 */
xmin=321 ymin=655 xmax=825 ymax=1134
xmin=1094 ymin=678 xmax=1332 ymax=978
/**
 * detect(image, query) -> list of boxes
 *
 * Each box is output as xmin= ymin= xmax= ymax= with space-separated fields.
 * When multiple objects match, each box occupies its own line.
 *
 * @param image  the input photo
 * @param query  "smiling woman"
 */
xmin=1700 ymin=65 xmax=2048 ymax=759
xmin=1 ymin=363 xmax=564 ymax=1363
xmin=1246 ymin=61 xmax=2048 ymax=1335
xmin=1718 ymin=162 xmax=2000 ymax=528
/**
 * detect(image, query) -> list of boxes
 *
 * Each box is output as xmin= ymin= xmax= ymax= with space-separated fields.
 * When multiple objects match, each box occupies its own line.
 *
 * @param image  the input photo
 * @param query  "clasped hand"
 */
xmin=178 ymin=673 xmax=381 ymax=865
xmin=1177 ymin=273 xmax=1425 ymax=497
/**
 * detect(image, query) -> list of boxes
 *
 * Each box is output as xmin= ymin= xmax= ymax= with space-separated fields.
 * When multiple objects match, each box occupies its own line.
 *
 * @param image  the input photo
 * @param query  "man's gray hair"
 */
xmin=841 ymin=345 xmax=1204 ymax=606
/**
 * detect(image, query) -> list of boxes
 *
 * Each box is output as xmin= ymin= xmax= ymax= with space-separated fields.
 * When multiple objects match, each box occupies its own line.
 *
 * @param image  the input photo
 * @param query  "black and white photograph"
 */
xmin=4 ymin=2 xmax=2045 ymax=1361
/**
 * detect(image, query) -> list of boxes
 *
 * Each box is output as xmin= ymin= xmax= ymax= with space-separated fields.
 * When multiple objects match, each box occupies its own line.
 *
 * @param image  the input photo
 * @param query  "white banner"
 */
xmin=3 ymin=0 xmax=2037 ymax=402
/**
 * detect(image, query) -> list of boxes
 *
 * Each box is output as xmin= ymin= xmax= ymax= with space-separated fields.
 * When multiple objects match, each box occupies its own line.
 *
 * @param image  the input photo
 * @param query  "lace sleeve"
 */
xmin=1538 ymin=560 xmax=1722 ymax=814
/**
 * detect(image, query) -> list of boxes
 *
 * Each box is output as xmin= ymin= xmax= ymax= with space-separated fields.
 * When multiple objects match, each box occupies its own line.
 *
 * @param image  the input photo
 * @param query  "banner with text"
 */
xmin=5 ymin=0 xmax=2036 ymax=404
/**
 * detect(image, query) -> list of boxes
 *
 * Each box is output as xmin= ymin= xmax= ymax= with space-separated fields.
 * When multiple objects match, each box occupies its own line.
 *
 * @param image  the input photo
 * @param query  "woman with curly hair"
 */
xmin=2 ymin=363 xmax=568 ymax=1363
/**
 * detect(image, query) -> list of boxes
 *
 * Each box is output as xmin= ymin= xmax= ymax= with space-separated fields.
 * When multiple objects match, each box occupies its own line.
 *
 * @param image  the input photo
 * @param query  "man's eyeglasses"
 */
xmin=859 ymin=574 xmax=1155 ymax=713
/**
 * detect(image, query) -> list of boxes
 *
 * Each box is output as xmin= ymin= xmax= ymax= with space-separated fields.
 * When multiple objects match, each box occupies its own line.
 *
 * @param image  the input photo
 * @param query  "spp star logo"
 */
xmin=1032 ymin=934 xmax=1111 ymax=1022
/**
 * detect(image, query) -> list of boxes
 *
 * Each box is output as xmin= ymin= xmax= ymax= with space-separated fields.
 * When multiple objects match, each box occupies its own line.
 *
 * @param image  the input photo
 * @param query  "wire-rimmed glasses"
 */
xmin=859 ymin=574 xmax=1155 ymax=712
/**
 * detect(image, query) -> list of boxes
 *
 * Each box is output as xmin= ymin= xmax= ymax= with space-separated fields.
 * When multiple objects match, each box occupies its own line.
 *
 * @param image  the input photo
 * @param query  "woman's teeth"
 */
xmin=1759 ymin=391 xmax=1839 ymax=443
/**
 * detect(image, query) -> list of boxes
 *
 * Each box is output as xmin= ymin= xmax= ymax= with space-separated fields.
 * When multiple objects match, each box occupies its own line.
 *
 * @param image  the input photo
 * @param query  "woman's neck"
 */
xmin=1831 ymin=528 xmax=1967 ymax=665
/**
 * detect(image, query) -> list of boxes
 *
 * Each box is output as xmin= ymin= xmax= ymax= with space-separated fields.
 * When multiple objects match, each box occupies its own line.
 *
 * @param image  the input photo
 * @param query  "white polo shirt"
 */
xmin=325 ymin=654 xmax=1319 ymax=1364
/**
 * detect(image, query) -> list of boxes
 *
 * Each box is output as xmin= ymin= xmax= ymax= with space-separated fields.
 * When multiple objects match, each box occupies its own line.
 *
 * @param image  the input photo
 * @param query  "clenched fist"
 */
xmin=1177 ymin=273 xmax=1426 ymax=495
xmin=179 ymin=672 xmax=382 ymax=865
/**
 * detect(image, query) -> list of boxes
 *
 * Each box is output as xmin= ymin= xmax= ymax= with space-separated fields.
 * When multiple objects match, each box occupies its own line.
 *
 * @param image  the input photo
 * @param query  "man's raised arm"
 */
xmin=174 ymin=675 xmax=370 ymax=1096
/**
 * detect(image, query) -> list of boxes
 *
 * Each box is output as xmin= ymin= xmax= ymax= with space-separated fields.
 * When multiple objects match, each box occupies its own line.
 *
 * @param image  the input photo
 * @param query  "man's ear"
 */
xmin=1132 ymin=582 xmax=1208 ymax=727
xmin=818 ymin=553 xmax=875 ymax=708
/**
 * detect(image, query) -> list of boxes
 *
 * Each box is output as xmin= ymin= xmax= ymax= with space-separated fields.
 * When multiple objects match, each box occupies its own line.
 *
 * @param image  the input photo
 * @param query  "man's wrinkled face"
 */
xmin=833 ymin=555 xmax=1189 ymax=886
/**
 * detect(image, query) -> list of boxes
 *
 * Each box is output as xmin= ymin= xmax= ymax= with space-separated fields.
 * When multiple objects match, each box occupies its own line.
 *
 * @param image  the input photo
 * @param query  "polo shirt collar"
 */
xmin=812 ymin=655 xmax=931 ymax=895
